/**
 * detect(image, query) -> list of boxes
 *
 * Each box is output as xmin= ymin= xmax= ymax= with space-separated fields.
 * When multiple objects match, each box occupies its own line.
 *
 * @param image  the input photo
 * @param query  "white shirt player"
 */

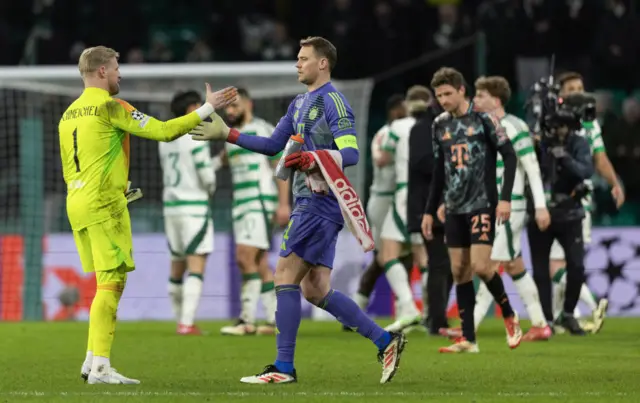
xmin=387 ymin=116 xmax=416 ymax=189
xmin=496 ymin=114 xmax=546 ymax=212
xmin=159 ymin=135 xmax=219 ymax=216
xmin=369 ymin=124 xmax=396 ymax=197
xmin=577 ymin=119 xmax=604 ymax=213
xmin=225 ymin=117 xmax=278 ymax=225
xmin=379 ymin=116 xmax=418 ymax=244
xmin=491 ymin=113 xmax=545 ymax=263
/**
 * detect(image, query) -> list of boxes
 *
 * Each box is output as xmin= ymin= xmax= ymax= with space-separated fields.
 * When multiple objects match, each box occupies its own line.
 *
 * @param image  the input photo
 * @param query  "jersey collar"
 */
xmin=83 ymin=87 xmax=110 ymax=97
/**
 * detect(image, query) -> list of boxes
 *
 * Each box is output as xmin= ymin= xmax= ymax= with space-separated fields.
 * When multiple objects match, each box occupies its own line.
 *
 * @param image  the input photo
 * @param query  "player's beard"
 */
xmin=108 ymin=82 xmax=120 ymax=96
xmin=227 ymin=111 xmax=245 ymax=128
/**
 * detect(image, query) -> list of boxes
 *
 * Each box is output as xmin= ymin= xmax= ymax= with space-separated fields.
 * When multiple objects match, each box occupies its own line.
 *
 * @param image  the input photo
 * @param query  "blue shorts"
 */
xmin=279 ymin=211 xmax=343 ymax=269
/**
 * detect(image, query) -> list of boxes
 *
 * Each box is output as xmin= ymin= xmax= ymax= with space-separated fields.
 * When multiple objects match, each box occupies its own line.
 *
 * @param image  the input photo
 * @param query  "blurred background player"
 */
xmin=160 ymin=90 xmax=221 ymax=336
xmin=407 ymin=88 xmax=452 ymax=335
xmin=548 ymin=72 xmax=619 ymax=333
xmin=61 ymin=46 xmax=236 ymax=384
xmin=219 ymin=88 xmax=290 ymax=336
xmin=379 ymin=86 xmax=432 ymax=333
xmin=190 ymin=36 xmax=406 ymax=385
xmin=469 ymin=76 xmax=552 ymax=341
xmin=348 ymin=94 xmax=414 ymax=330
xmin=423 ymin=67 xmax=521 ymax=353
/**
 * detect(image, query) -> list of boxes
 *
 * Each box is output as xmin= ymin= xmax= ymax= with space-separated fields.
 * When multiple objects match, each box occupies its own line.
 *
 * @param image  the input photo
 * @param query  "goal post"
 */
xmin=0 ymin=62 xmax=374 ymax=320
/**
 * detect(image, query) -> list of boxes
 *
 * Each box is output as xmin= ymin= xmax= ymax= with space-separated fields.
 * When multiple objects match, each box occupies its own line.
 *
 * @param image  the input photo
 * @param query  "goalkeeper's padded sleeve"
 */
xmin=108 ymin=99 xmax=203 ymax=143
xmin=230 ymin=127 xmax=291 ymax=157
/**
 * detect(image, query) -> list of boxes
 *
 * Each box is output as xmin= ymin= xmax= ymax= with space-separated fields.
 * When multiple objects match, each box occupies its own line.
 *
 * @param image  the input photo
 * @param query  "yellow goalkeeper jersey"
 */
xmin=59 ymin=87 xmax=202 ymax=231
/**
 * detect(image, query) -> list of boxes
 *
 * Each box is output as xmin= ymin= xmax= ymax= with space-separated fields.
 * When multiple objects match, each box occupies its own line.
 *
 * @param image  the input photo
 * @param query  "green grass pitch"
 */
xmin=1 ymin=318 xmax=639 ymax=402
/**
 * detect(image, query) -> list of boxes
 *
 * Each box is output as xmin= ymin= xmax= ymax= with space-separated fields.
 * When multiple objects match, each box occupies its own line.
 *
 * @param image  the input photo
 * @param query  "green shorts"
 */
xmin=73 ymin=208 xmax=135 ymax=273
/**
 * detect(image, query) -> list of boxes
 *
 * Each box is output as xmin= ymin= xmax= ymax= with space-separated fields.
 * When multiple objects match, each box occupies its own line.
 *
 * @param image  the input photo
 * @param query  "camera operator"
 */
xmin=547 ymin=72 xmax=619 ymax=332
xmin=406 ymin=91 xmax=453 ymax=335
xmin=527 ymin=97 xmax=594 ymax=336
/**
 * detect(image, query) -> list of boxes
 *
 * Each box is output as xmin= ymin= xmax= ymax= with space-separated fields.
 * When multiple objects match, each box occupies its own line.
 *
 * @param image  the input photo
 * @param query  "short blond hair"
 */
xmin=78 ymin=46 xmax=119 ymax=76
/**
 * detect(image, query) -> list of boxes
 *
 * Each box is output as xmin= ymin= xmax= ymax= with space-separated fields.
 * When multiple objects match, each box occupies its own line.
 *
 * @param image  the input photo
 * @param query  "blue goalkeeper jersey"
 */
xmin=274 ymin=82 xmax=358 ymax=224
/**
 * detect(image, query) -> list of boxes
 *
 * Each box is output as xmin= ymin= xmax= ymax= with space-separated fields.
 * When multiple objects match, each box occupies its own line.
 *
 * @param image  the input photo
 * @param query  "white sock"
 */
xmin=180 ymin=273 xmax=203 ymax=326
xmin=384 ymin=259 xmax=419 ymax=317
xmin=260 ymin=282 xmax=277 ymax=324
xmin=512 ymin=271 xmax=547 ymax=327
xmin=240 ymin=275 xmax=262 ymax=324
xmin=555 ymin=271 xmax=583 ymax=319
xmin=579 ymin=284 xmax=598 ymax=312
xmin=90 ymin=355 xmax=110 ymax=376
xmin=474 ymin=281 xmax=494 ymax=330
xmin=82 ymin=350 xmax=93 ymax=374
xmin=168 ymin=280 xmax=183 ymax=322
xmin=353 ymin=292 xmax=369 ymax=311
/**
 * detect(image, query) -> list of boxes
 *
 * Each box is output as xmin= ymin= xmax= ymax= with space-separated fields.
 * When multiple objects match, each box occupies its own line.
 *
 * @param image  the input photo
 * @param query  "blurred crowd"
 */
xmin=1 ymin=0 xmax=638 ymax=89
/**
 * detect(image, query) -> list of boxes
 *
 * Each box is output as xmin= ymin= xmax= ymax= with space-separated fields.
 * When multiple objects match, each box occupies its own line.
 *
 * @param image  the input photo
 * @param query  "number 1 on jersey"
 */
xmin=72 ymin=128 xmax=81 ymax=172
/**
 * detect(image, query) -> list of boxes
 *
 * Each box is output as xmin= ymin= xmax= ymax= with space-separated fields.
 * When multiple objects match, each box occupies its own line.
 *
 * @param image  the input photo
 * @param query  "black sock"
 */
xmin=456 ymin=281 xmax=476 ymax=343
xmin=563 ymin=267 xmax=584 ymax=315
xmin=357 ymin=257 xmax=383 ymax=297
xmin=483 ymin=272 xmax=514 ymax=318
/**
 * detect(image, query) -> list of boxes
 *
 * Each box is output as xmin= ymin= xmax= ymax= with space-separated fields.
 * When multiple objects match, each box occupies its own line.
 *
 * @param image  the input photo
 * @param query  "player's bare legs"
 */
xmin=381 ymin=238 xmax=421 ymax=332
xmin=221 ymin=244 xmax=262 ymax=335
xmin=439 ymin=248 xmax=479 ymax=353
xmin=472 ymin=244 xmax=522 ymax=349
xmin=256 ymin=252 xmax=277 ymax=335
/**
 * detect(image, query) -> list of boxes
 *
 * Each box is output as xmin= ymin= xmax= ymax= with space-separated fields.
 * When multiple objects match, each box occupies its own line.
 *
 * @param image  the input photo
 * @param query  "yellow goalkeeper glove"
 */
xmin=190 ymin=113 xmax=231 ymax=141
xmin=125 ymin=181 xmax=143 ymax=204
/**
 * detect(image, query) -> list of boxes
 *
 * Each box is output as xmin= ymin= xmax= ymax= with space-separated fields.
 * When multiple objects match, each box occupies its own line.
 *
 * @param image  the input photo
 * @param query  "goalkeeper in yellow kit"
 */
xmin=58 ymin=46 xmax=236 ymax=385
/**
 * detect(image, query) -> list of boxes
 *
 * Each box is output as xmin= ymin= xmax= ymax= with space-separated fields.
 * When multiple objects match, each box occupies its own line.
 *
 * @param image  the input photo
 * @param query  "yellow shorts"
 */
xmin=73 ymin=208 xmax=135 ymax=273
xmin=96 ymin=265 xmax=129 ymax=288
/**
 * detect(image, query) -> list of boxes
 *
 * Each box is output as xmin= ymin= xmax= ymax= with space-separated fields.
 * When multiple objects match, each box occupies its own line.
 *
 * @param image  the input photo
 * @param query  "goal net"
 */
xmin=0 ymin=62 xmax=374 ymax=321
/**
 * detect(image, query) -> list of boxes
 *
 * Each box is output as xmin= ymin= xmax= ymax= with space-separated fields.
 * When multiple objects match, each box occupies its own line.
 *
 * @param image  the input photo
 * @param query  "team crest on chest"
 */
xmin=442 ymin=129 xmax=452 ymax=140
xmin=309 ymin=107 xmax=318 ymax=120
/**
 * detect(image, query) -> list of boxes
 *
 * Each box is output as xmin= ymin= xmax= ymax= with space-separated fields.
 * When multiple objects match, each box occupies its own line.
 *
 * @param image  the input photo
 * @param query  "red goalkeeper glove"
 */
xmin=284 ymin=151 xmax=317 ymax=172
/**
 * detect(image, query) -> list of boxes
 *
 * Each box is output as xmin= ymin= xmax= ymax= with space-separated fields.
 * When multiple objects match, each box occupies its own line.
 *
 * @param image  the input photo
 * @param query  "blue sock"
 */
xmin=273 ymin=285 xmax=301 ymax=374
xmin=319 ymin=289 xmax=391 ymax=350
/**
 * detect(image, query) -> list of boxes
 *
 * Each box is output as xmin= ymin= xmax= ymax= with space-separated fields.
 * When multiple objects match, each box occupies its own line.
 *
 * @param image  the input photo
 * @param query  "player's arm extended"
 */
xmin=107 ymin=99 xmax=212 ymax=142
xmin=560 ymin=135 xmax=594 ymax=180
xmin=425 ymin=123 xmax=444 ymax=216
xmin=589 ymin=123 xmax=620 ymax=187
xmin=518 ymin=138 xmax=547 ymax=209
xmin=325 ymin=92 xmax=359 ymax=167
xmin=227 ymin=100 xmax=298 ymax=156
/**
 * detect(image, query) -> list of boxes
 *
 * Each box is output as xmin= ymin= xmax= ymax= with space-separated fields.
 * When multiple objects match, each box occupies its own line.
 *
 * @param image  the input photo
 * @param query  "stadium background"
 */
xmin=0 ymin=0 xmax=639 ymax=322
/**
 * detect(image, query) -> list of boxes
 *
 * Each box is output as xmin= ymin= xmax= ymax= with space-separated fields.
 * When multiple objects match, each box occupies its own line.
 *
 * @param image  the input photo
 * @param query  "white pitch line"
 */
xmin=2 ymin=391 xmax=631 ymax=398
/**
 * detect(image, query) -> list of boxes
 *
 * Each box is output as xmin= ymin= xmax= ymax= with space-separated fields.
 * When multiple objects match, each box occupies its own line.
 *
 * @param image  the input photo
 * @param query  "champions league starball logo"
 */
xmin=584 ymin=229 xmax=640 ymax=314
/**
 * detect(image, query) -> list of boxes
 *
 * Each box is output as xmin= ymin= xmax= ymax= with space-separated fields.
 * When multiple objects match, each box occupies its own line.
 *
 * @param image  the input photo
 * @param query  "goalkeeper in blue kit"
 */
xmin=191 ymin=36 xmax=407 ymax=384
